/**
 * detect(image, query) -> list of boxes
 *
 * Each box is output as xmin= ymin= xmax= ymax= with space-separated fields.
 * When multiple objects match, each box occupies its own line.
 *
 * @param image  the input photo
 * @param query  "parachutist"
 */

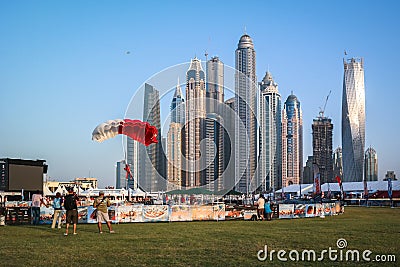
xmin=92 ymin=119 xmax=158 ymax=146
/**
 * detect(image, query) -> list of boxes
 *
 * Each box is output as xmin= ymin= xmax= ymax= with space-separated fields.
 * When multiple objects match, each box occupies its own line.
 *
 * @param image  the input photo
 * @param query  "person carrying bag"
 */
xmin=93 ymin=191 xmax=115 ymax=234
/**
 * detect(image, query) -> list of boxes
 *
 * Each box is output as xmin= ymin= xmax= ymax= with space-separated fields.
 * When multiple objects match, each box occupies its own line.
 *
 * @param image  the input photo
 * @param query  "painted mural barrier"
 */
xmin=142 ymin=205 xmax=169 ymax=222
xmin=2 ymin=201 xmax=340 ymax=224
xmin=294 ymin=204 xmax=306 ymax=218
xmin=170 ymin=205 xmax=192 ymax=222
xmin=278 ymin=204 xmax=294 ymax=219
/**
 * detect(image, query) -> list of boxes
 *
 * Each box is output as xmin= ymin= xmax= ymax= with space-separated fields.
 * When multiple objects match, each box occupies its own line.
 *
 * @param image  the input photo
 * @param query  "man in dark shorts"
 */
xmin=64 ymin=188 xmax=79 ymax=236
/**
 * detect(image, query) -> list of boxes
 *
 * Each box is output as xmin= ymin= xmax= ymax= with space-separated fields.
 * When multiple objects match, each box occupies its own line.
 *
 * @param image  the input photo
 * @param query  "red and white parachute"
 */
xmin=92 ymin=119 xmax=158 ymax=146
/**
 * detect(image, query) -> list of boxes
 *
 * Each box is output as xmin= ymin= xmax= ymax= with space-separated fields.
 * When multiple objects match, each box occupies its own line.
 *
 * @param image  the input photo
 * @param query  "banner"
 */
xmin=191 ymin=206 xmax=214 ymax=221
xmin=330 ymin=202 xmax=337 ymax=215
xmin=315 ymin=203 xmax=323 ymax=216
xmin=142 ymin=205 xmax=168 ymax=222
xmin=322 ymin=203 xmax=332 ymax=216
xmin=212 ymin=203 xmax=225 ymax=221
xmin=87 ymin=206 xmax=97 ymax=223
xmin=78 ymin=206 xmax=88 ymax=223
xmin=305 ymin=204 xmax=315 ymax=218
xmin=294 ymin=204 xmax=306 ymax=218
xmin=131 ymin=205 xmax=144 ymax=222
xmin=170 ymin=205 xmax=192 ymax=222
xmin=278 ymin=204 xmax=294 ymax=219
xmin=116 ymin=205 xmax=132 ymax=223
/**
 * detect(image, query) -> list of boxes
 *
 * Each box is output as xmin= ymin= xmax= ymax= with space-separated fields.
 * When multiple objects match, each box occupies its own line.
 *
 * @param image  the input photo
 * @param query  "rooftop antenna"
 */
xmin=319 ymin=90 xmax=332 ymax=118
xmin=244 ymin=25 xmax=247 ymax=34
xmin=205 ymin=36 xmax=211 ymax=62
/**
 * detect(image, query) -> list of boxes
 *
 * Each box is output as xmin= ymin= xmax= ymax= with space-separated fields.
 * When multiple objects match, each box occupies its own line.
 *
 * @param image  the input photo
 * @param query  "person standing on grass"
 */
xmin=264 ymin=198 xmax=272 ymax=221
xmin=51 ymin=192 xmax=63 ymax=229
xmin=93 ymin=191 xmax=114 ymax=234
xmin=31 ymin=190 xmax=47 ymax=225
xmin=64 ymin=188 xmax=79 ymax=236
xmin=257 ymin=194 xmax=265 ymax=220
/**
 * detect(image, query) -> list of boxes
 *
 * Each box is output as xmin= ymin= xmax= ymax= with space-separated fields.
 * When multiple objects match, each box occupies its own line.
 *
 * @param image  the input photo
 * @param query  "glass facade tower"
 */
xmin=235 ymin=34 xmax=257 ymax=194
xmin=364 ymin=147 xmax=378 ymax=181
xmin=342 ymin=58 xmax=365 ymax=182
xmin=282 ymin=93 xmax=303 ymax=187
xmin=259 ymin=72 xmax=282 ymax=191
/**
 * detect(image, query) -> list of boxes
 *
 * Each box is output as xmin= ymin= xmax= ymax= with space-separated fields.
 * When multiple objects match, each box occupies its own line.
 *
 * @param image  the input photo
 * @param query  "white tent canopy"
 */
xmin=276 ymin=180 xmax=400 ymax=195
xmin=43 ymin=184 xmax=54 ymax=196
xmin=321 ymin=180 xmax=400 ymax=193
xmin=276 ymin=184 xmax=313 ymax=194
xmin=129 ymin=188 xmax=146 ymax=197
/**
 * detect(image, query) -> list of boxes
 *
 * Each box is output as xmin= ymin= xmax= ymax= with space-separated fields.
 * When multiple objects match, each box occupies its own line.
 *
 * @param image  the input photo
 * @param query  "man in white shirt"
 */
xmin=31 ymin=190 xmax=47 ymax=225
xmin=257 ymin=194 xmax=265 ymax=220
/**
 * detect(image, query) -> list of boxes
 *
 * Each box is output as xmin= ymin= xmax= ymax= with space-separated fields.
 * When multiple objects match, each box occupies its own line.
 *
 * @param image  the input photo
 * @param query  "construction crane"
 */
xmin=319 ymin=90 xmax=331 ymax=118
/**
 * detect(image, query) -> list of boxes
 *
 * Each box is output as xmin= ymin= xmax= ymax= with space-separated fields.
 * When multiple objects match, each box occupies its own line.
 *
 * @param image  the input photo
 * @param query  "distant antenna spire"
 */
xmin=344 ymin=49 xmax=348 ymax=56
xmin=244 ymin=25 xmax=247 ymax=34
xmin=205 ymin=50 xmax=208 ymax=62
xmin=267 ymin=64 xmax=270 ymax=72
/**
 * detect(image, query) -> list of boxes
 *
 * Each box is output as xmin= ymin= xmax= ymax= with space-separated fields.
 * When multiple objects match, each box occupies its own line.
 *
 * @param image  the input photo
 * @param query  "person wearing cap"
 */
xmin=64 ymin=188 xmax=79 ymax=236
xmin=93 ymin=191 xmax=114 ymax=234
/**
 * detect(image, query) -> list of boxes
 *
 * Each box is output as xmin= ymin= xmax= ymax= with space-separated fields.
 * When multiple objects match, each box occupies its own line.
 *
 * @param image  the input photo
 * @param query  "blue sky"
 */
xmin=1 ymin=0 xmax=399 ymax=187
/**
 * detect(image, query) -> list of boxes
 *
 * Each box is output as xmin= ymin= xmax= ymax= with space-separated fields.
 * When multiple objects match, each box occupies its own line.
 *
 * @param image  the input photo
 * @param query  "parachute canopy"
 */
xmin=92 ymin=119 xmax=158 ymax=146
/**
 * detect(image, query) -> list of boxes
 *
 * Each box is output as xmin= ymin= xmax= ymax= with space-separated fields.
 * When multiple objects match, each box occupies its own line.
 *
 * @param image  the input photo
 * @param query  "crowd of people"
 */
xmin=30 ymin=188 xmax=115 ymax=236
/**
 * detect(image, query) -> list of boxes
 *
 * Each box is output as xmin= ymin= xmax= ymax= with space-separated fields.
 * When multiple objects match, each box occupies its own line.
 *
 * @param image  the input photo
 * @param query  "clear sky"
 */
xmin=1 ymin=0 xmax=399 ymax=187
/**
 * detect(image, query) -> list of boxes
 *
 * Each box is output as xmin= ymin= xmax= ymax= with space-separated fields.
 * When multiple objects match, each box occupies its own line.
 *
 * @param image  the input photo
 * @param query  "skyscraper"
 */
xmin=259 ymin=72 xmax=282 ymax=191
xmin=126 ymin=137 xmax=139 ymax=190
xmin=312 ymin=116 xmax=334 ymax=183
xmin=303 ymin=156 xmax=314 ymax=184
xmin=235 ymin=33 xmax=257 ymax=194
xmin=205 ymin=56 xmax=224 ymax=192
xmin=342 ymin=57 xmax=365 ymax=182
xmin=206 ymin=56 xmax=224 ymax=113
xmin=183 ymin=57 xmax=206 ymax=188
xmin=204 ymin=114 xmax=224 ymax=192
xmin=167 ymin=80 xmax=185 ymax=190
xmin=364 ymin=147 xmax=378 ymax=181
xmin=139 ymin=83 xmax=166 ymax=192
xmin=224 ymin=97 xmax=235 ymax=190
xmin=167 ymin=123 xmax=182 ymax=190
xmin=170 ymin=78 xmax=185 ymax=125
xmin=115 ymin=160 xmax=127 ymax=189
xmin=282 ymin=93 xmax=303 ymax=187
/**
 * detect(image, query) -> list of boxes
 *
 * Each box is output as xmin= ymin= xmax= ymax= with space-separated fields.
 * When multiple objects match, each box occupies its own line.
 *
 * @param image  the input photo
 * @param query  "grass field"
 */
xmin=0 ymin=207 xmax=399 ymax=266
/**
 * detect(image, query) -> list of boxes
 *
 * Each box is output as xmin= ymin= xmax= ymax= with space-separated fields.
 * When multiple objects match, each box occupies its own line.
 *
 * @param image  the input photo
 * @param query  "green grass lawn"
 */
xmin=0 ymin=207 xmax=399 ymax=266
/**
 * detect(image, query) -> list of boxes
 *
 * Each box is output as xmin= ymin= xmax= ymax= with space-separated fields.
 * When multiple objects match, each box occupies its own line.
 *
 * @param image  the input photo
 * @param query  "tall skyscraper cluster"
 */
xmin=120 ymin=32 xmax=373 ymax=193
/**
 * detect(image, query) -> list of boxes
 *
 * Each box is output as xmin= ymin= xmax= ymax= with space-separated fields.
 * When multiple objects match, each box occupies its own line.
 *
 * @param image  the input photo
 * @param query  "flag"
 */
xmin=313 ymin=164 xmax=321 ymax=195
xmin=388 ymin=178 xmax=393 ymax=199
xmin=336 ymin=176 xmax=344 ymax=199
xmin=363 ymin=179 xmax=368 ymax=199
